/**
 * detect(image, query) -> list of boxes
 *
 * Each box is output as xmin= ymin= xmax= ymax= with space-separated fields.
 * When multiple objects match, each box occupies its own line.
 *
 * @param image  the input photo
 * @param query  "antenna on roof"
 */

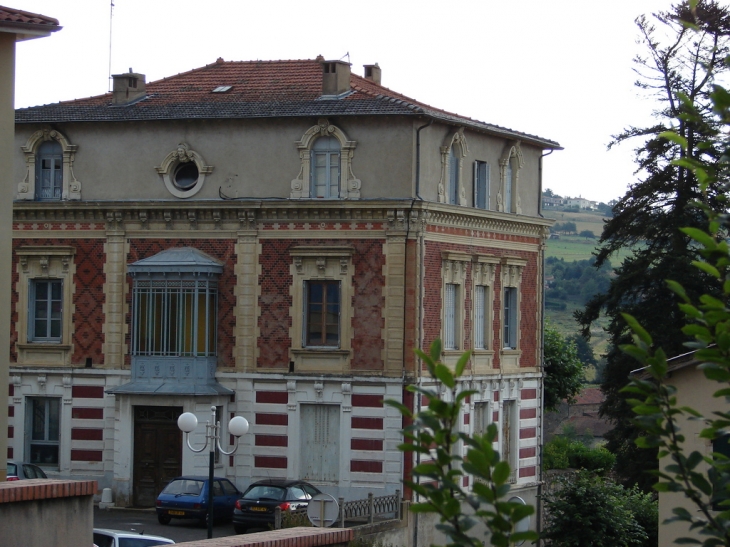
xmin=340 ymin=52 xmax=350 ymax=63
xmin=108 ymin=0 xmax=115 ymax=92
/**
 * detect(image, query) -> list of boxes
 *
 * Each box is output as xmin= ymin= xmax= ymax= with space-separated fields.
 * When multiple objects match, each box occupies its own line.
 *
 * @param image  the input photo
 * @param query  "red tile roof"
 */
xmin=16 ymin=58 xmax=560 ymax=149
xmin=0 ymin=5 xmax=60 ymax=29
xmin=574 ymin=387 xmax=604 ymax=406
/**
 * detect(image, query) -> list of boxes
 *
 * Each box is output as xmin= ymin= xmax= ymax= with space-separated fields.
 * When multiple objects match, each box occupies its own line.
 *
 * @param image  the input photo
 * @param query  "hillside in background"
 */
xmin=541 ymin=208 xmax=626 ymax=382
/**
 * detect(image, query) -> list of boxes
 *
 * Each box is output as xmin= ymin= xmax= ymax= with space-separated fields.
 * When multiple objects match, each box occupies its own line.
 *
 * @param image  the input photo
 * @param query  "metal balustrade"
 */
xmin=273 ymin=490 xmax=403 ymax=529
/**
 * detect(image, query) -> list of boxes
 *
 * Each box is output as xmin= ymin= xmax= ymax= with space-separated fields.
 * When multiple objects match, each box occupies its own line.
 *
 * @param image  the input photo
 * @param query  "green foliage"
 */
xmin=542 ymin=471 xmax=657 ymax=547
xmin=545 ymin=257 xmax=611 ymax=308
xmin=618 ymin=5 xmax=730 ymax=544
xmin=543 ymin=435 xmax=616 ymax=475
xmin=576 ymin=0 xmax=730 ymax=492
xmin=552 ymin=221 xmax=577 ymax=234
xmin=543 ymin=321 xmax=586 ymax=411
xmin=386 ymin=340 xmax=538 ymax=547
xmin=579 ymin=230 xmax=596 ymax=239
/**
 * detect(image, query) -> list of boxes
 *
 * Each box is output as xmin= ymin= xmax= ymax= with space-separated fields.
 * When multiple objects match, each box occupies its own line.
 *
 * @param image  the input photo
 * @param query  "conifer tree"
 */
xmin=576 ymin=0 xmax=730 ymax=490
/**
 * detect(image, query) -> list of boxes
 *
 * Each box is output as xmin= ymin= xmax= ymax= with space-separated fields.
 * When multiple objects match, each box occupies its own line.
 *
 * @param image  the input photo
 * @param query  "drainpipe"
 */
xmin=415 ymin=119 xmax=433 ymax=200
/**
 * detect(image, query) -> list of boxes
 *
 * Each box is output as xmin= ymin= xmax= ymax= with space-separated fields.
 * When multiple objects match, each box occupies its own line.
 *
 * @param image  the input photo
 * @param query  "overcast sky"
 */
xmin=14 ymin=0 xmax=674 ymax=203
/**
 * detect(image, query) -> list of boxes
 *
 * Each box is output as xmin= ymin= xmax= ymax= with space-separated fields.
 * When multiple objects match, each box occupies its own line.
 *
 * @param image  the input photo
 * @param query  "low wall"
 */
xmin=174 ymin=527 xmax=354 ymax=547
xmin=0 ymin=478 xmax=97 ymax=547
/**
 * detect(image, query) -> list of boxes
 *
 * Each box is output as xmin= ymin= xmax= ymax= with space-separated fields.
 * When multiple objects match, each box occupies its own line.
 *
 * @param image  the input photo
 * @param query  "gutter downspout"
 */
xmin=412 ymin=118 xmax=431 ymax=547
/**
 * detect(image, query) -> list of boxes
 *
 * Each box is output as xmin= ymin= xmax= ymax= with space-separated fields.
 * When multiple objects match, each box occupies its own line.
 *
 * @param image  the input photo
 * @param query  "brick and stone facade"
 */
xmin=8 ymin=58 xmax=558 ymax=510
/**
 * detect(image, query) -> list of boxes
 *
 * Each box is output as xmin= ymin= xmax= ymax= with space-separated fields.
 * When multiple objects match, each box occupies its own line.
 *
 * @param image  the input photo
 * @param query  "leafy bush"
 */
xmin=544 ymin=436 xmax=615 ymax=474
xmin=543 ymin=470 xmax=656 ymax=547
xmin=567 ymin=443 xmax=616 ymax=474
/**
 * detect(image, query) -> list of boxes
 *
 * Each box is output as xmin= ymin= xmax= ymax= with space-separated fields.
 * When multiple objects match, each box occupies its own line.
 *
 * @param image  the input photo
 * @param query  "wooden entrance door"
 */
xmin=133 ymin=406 xmax=183 ymax=507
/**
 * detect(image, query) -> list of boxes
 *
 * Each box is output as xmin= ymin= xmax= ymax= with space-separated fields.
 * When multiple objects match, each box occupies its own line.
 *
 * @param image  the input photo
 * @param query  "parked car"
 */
xmin=155 ymin=475 xmax=241 ymax=526
xmin=92 ymin=528 xmax=174 ymax=547
xmin=6 ymin=461 xmax=47 ymax=480
xmin=232 ymin=479 xmax=321 ymax=534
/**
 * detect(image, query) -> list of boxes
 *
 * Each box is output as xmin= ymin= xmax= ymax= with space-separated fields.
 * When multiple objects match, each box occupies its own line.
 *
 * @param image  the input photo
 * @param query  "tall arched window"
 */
xmin=310 ymin=136 xmax=341 ymax=198
xmin=35 ymin=141 xmax=63 ymax=200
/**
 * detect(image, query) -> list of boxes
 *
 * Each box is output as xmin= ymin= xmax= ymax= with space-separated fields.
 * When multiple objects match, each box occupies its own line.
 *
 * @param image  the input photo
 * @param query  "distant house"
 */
xmin=543 ymin=196 xmax=564 ymax=208
xmin=544 ymin=387 xmax=611 ymax=447
xmin=566 ymin=197 xmax=597 ymax=210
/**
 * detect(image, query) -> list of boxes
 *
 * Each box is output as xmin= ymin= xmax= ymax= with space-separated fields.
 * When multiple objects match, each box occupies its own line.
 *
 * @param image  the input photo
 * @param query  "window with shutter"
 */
xmin=474 ymin=161 xmax=489 ymax=209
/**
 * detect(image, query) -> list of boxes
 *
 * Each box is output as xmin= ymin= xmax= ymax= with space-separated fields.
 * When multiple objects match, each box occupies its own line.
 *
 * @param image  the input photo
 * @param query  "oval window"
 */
xmin=173 ymin=162 xmax=199 ymax=190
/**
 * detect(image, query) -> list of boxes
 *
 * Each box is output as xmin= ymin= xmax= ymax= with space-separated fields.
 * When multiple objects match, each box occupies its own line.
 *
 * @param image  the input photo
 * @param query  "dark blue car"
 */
xmin=155 ymin=475 xmax=241 ymax=526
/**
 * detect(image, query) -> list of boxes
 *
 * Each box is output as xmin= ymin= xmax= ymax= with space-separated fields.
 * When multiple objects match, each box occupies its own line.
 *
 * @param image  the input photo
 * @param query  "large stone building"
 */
xmin=7 ymin=57 xmax=559 ymax=514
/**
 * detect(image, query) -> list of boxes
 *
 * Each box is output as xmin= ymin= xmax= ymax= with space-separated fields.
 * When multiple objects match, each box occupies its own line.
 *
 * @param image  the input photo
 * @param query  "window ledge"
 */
xmin=17 ymin=343 xmax=71 ymax=350
xmin=290 ymin=348 xmax=351 ymax=374
xmin=291 ymin=348 xmax=351 ymax=356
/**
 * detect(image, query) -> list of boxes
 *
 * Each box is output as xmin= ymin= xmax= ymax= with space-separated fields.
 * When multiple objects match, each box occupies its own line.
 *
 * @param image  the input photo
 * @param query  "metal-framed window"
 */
xmin=29 ymin=279 xmax=63 ymax=342
xmin=304 ymin=280 xmax=340 ymax=347
xmin=35 ymin=140 xmax=63 ymax=200
xmin=310 ymin=136 xmax=341 ymax=198
xmin=474 ymin=160 xmax=489 ymax=209
xmin=132 ymin=278 xmax=218 ymax=357
xmin=27 ymin=397 xmax=60 ymax=466
xmin=444 ymin=283 xmax=459 ymax=350
xmin=503 ymin=287 xmax=518 ymax=349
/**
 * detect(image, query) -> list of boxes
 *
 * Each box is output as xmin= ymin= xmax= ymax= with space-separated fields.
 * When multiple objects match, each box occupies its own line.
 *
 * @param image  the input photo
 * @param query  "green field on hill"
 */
xmin=542 ymin=208 xmax=627 ymax=382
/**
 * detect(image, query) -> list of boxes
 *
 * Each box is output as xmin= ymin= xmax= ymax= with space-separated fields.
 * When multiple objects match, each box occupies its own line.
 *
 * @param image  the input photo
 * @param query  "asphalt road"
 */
xmin=93 ymin=506 xmax=242 ymax=543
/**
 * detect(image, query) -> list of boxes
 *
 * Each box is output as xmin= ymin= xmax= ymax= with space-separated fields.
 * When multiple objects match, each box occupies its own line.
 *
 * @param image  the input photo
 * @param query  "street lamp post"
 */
xmin=178 ymin=406 xmax=249 ymax=539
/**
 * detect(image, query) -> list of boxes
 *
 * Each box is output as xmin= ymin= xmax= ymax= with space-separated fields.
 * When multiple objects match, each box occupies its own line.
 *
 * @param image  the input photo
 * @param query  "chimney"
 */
xmin=111 ymin=68 xmax=146 ymax=105
xmin=320 ymin=60 xmax=351 ymax=96
xmin=363 ymin=63 xmax=381 ymax=85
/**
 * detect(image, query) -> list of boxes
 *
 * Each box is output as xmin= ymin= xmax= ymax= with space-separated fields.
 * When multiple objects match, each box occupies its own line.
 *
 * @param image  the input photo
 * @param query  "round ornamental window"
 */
xmin=156 ymin=143 xmax=212 ymax=199
xmin=173 ymin=162 xmax=199 ymax=190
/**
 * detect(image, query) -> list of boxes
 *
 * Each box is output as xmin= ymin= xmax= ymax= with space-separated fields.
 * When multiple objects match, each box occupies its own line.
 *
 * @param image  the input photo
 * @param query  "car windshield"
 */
xmin=243 ymin=485 xmax=286 ymax=501
xmin=161 ymin=479 xmax=203 ymax=496
xmin=7 ymin=463 xmax=17 ymax=476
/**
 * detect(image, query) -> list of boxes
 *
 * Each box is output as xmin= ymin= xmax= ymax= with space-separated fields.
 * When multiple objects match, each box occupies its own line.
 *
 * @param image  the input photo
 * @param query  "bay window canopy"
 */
xmin=108 ymin=247 xmax=232 ymax=396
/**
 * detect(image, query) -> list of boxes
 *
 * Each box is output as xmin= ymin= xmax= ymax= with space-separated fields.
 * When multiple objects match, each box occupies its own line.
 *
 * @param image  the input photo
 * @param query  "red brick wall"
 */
xmin=125 ymin=239 xmax=237 ymax=366
xmin=257 ymin=239 xmax=385 ymax=371
xmin=11 ymin=239 xmax=106 ymax=365
xmin=423 ymin=231 xmax=541 ymax=368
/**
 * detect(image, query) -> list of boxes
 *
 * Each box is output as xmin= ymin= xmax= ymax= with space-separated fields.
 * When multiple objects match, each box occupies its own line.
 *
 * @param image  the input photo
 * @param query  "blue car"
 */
xmin=155 ymin=476 xmax=242 ymax=526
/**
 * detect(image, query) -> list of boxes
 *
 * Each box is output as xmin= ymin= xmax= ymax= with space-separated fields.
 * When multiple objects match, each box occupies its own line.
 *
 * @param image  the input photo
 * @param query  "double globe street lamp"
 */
xmin=177 ymin=406 xmax=249 ymax=539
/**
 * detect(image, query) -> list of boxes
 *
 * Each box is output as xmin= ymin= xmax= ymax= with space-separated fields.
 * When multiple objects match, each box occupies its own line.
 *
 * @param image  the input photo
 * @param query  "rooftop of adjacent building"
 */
xmin=0 ymin=5 xmax=61 ymax=40
xmin=15 ymin=56 xmax=560 ymax=150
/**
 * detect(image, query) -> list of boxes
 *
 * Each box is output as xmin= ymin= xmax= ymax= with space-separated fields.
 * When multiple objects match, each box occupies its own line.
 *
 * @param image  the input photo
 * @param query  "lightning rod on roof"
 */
xmin=108 ymin=0 xmax=115 ymax=92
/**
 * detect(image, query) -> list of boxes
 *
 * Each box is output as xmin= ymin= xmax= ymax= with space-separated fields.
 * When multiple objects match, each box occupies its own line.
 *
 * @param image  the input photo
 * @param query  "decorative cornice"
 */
xmin=13 ymin=201 xmax=552 ymax=237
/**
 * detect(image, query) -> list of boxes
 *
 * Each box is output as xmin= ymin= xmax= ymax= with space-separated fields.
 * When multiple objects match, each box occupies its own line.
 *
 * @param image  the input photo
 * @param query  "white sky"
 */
xmin=13 ymin=0 xmax=674 ymax=203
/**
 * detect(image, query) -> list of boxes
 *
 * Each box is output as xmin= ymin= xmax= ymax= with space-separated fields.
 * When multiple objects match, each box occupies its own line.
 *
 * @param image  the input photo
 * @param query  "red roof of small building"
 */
xmin=574 ymin=387 xmax=603 ymax=406
xmin=16 ymin=58 xmax=560 ymax=149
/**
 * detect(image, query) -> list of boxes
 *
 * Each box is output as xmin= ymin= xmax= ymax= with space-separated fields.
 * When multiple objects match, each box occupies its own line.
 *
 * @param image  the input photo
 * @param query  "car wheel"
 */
xmin=201 ymin=513 xmax=210 ymax=527
xmin=234 ymin=524 xmax=247 ymax=535
xmin=157 ymin=513 xmax=172 ymax=525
